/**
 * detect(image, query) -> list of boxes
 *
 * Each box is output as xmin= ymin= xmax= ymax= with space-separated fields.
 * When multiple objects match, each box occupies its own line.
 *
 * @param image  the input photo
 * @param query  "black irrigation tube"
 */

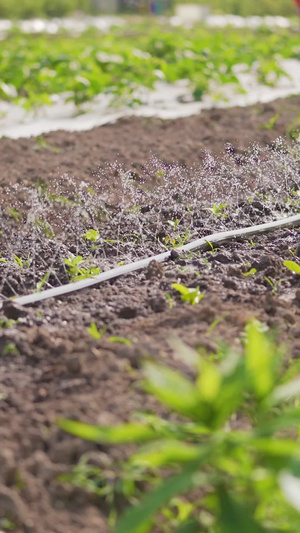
xmin=4 ymin=213 xmax=300 ymax=308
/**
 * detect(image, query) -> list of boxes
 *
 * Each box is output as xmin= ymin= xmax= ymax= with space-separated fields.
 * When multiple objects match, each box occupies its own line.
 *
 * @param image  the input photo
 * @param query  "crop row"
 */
xmin=0 ymin=23 xmax=299 ymax=110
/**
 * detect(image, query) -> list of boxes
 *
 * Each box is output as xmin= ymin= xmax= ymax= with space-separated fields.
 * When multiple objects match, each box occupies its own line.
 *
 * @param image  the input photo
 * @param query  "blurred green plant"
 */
xmin=59 ymin=321 xmax=300 ymax=531
xmin=0 ymin=24 xmax=298 ymax=110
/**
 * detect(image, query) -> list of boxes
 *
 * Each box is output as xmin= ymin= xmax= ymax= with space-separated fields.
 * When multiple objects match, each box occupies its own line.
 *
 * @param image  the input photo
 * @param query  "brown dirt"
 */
xmin=0 ymin=95 xmax=300 ymax=533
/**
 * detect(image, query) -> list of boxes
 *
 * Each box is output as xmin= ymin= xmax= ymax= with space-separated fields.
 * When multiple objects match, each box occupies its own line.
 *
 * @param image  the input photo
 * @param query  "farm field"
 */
xmin=0 ymin=15 xmax=300 ymax=533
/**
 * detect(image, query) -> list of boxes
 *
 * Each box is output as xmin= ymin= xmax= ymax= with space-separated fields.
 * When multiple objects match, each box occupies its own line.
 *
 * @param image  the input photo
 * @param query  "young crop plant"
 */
xmin=84 ymin=229 xmax=99 ymax=242
xmin=172 ymin=283 xmax=204 ymax=305
xmin=207 ymin=203 xmax=228 ymax=218
xmin=60 ymin=322 xmax=300 ymax=532
xmin=64 ymin=255 xmax=101 ymax=282
xmin=264 ymin=276 xmax=286 ymax=295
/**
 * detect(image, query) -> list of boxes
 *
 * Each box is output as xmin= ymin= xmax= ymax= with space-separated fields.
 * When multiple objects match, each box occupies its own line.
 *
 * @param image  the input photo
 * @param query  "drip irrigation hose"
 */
xmin=3 ymin=213 xmax=300 ymax=308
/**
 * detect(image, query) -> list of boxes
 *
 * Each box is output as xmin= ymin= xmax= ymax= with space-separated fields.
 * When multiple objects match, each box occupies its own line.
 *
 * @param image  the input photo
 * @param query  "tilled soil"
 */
xmin=0 ymin=95 xmax=300 ymax=533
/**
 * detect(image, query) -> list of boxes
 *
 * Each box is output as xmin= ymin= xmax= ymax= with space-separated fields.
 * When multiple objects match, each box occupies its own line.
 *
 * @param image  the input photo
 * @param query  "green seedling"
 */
xmin=205 ymin=239 xmax=217 ymax=253
xmin=250 ymin=239 xmax=258 ymax=247
xmin=33 ymin=135 xmax=61 ymax=153
xmin=14 ymin=254 xmax=31 ymax=271
xmin=259 ymin=113 xmax=280 ymax=130
xmin=87 ymin=322 xmax=106 ymax=340
xmin=109 ymin=337 xmax=132 ymax=346
xmin=166 ymin=292 xmax=175 ymax=309
xmin=2 ymin=343 xmax=19 ymax=356
xmin=207 ymin=203 xmax=228 ymax=217
xmin=167 ymin=219 xmax=181 ymax=230
xmin=283 ymin=260 xmax=300 ymax=275
xmin=205 ymin=313 xmax=228 ymax=337
xmin=84 ymin=229 xmax=99 ymax=242
xmin=242 ymin=267 xmax=257 ymax=277
xmin=264 ymin=276 xmax=286 ymax=295
xmin=36 ymin=271 xmax=51 ymax=292
xmin=172 ymin=283 xmax=204 ymax=305
xmin=64 ymin=255 xmax=101 ymax=282
xmin=164 ymin=228 xmax=190 ymax=248
xmin=0 ymin=318 xmax=18 ymax=329
xmin=0 ymin=517 xmax=15 ymax=531
xmin=59 ymin=321 xmax=300 ymax=532
xmin=8 ymin=208 xmax=22 ymax=222
xmin=35 ymin=219 xmax=55 ymax=239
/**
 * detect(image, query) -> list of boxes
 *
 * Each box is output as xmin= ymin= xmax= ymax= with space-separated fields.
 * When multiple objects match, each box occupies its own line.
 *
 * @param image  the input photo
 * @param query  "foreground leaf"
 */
xmin=57 ymin=419 xmax=161 ymax=444
xmin=218 ymin=487 xmax=268 ymax=533
xmin=115 ymin=461 xmax=201 ymax=533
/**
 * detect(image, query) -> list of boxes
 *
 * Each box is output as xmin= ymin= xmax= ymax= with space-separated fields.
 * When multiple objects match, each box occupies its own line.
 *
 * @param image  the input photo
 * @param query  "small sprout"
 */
xmin=264 ymin=276 xmax=286 ymax=295
xmin=172 ymin=283 xmax=204 ymax=305
xmin=84 ymin=229 xmax=99 ymax=242
xmin=2 ymin=342 xmax=19 ymax=356
xmin=205 ymin=239 xmax=216 ymax=253
xmin=87 ymin=322 xmax=106 ymax=340
xmin=167 ymin=219 xmax=181 ymax=229
xmin=8 ymin=208 xmax=22 ymax=222
xmin=109 ymin=336 xmax=132 ymax=346
xmin=242 ymin=268 xmax=257 ymax=277
xmin=0 ymin=318 xmax=18 ymax=329
xmin=207 ymin=203 xmax=228 ymax=217
xmin=259 ymin=113 xmax=280 ymax=130
xmin=283 ymin=260 xmax=300 ymax=275
xmin=14 ymin=254 xmax=31 ymax=271
xmin=166 ymin=292 xmax=175 ymax=309
xmin=36 ymin=271 xmax=51 ymax=292
xmin=64 ymin=255 xmax=101 ymax=282
xmin=35 ymin=219 xmax=55 ymax=239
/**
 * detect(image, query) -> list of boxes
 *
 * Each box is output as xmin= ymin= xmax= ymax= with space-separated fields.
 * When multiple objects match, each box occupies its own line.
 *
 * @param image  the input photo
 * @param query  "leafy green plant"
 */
xmin=0 ymin=23 xmax=298 ymax=111
xmin=64 ymin=255 xmax=101 ymax=282
xmin=59 ymin=322 xmax=300 ymax=532
xmin=172 ymin=283 xmax=204 ymax=305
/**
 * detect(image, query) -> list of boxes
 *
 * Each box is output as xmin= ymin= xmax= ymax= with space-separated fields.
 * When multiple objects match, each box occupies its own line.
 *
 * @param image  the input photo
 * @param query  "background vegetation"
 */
xmin=0 ymin=0 xmax=296 ymax=19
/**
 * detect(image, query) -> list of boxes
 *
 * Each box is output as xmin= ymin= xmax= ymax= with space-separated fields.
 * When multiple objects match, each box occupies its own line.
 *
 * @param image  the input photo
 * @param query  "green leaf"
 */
xmin=109 ymin=336 xmax=132 ymax=346
xmin=130 ymin=440 xmax=204 ymax=468
xmin=115 ymin=462 xmax=200 ymax=533
xmin=218 ymin=487 xmax=268 ymax=533
xmin=58 ymin=419 xmax=161 ymax=444
xmin=85 ymin=229 xmax=99 ymax=242
xmin=245 ymin=321 xmax=275 ymax=399
xmin=196 ymin=361 xmax=222 ymax=402
xmin=283 ymin=260 xmax=300 ymax=274
xmin=87 ymin=322 xmax=106 ymax=340
xmin=143 ymin=361 xmax=202 ymax=420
